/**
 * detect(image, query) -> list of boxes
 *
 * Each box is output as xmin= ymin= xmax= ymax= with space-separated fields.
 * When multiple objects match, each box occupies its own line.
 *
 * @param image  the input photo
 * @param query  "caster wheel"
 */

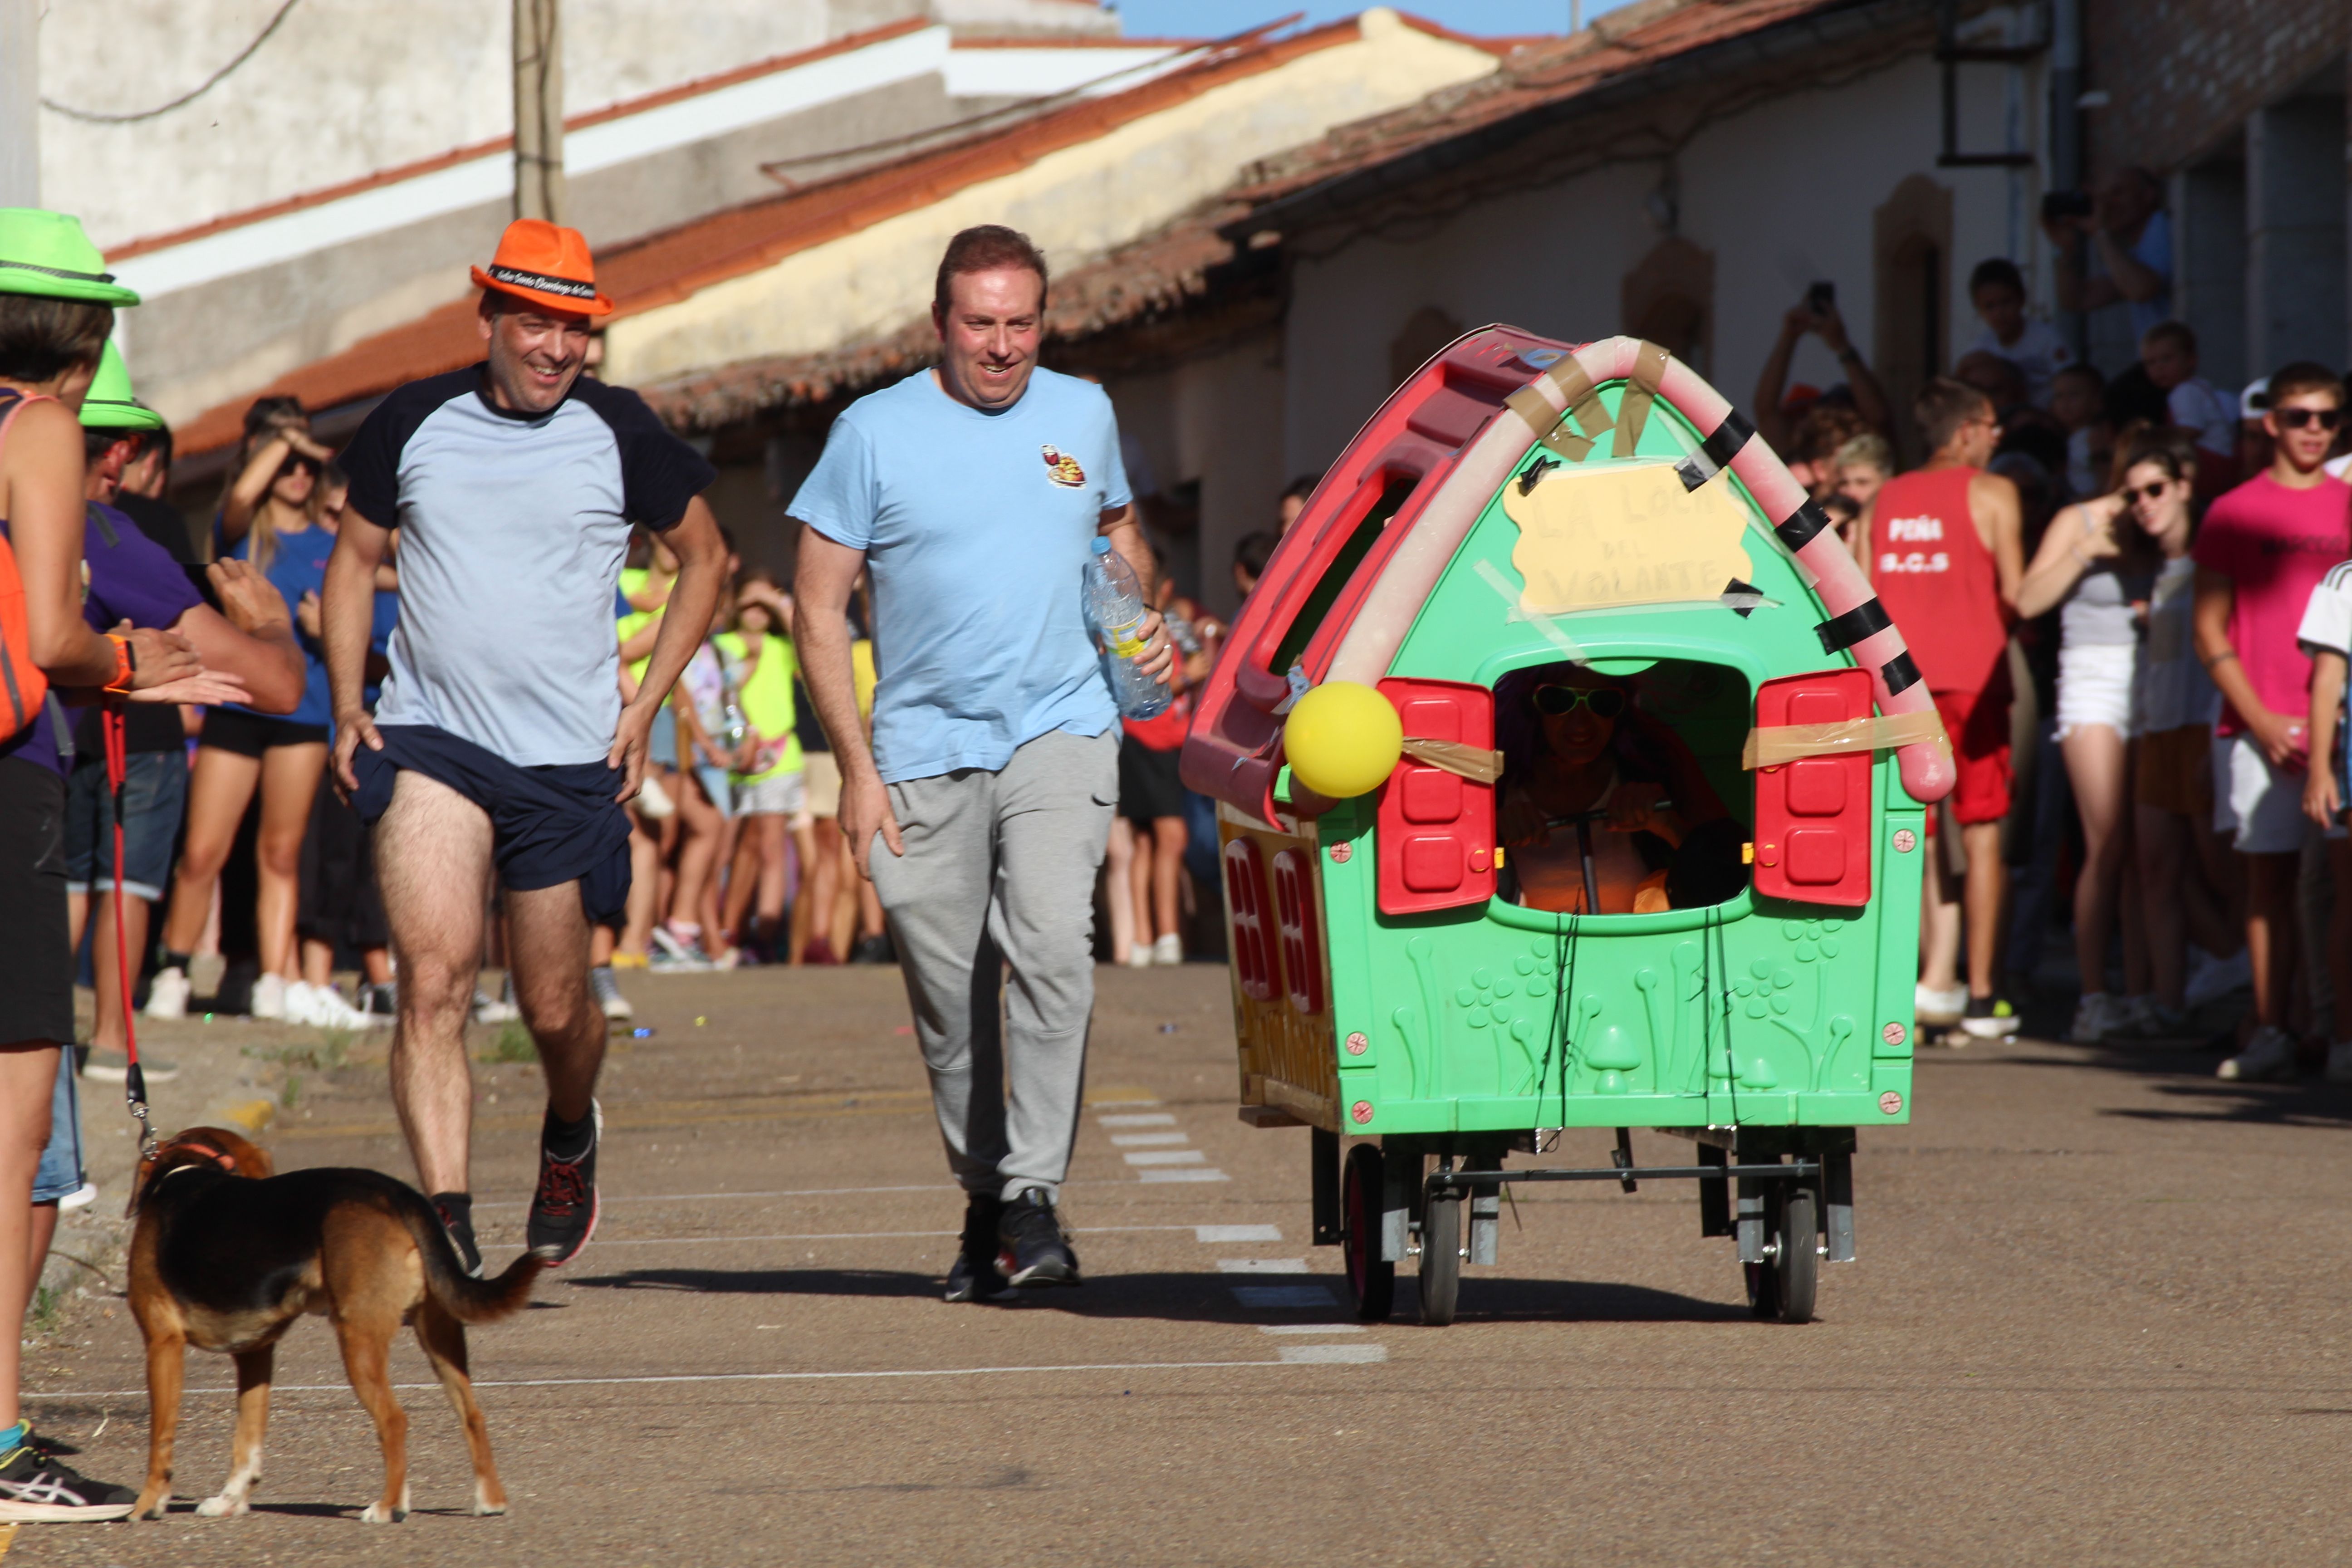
xmin=1416 ymin=1189 xmax=1461 ymax=1327
xmin=1744 ymin=1180 xmax=1818 ymax=1324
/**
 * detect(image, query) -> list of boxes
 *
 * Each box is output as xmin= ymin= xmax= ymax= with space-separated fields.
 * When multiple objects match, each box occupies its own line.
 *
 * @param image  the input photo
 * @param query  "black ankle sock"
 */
xmin=543 ymin=1107 xmax=594 ymax=1161
xmin=430 ymin=1191 xmax=473 ymax=1230
xmin=162 ymin=949 xmax=191 ymax=974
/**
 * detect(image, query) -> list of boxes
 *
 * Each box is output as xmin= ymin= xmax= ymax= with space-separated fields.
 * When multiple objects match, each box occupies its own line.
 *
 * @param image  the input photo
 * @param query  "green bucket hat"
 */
xmin=78 ymin=344 xmax=162 ymax=431
xmin=0 ymin=209 xmax=140 ymax=306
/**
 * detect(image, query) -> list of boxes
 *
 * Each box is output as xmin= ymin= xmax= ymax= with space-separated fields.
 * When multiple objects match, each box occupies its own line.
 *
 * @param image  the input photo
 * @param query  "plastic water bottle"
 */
xmin=1085 ymin=537 xmax=1170 ymax=719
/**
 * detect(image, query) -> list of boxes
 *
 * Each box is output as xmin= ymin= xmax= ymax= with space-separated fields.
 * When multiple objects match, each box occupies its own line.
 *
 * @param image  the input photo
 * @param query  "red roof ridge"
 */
xmin=107 ymin=17 xmax=935 ymax=264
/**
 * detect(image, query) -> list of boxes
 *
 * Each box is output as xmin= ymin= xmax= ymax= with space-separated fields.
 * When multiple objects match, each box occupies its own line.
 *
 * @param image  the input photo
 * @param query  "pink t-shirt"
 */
xmin=2192 ymin=472 xmax=2352 ymax=735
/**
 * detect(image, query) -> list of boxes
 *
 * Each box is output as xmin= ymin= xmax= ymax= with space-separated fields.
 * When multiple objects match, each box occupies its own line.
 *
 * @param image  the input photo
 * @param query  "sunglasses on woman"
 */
xmin=2125 ymin=480 xmax=2173 ymax=502
xmin=1533 ymin=684 xmax=1626 ymax=719
xmin=277 ymin=454 xmax=322 ymax=479
xmin=2275 ymin=407 xmax=2344 ymax=431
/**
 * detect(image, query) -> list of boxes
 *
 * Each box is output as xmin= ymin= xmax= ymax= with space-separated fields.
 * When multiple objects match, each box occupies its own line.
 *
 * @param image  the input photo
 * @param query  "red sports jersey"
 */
xmin=1870 ymin=465 xmax=2009 ymax=696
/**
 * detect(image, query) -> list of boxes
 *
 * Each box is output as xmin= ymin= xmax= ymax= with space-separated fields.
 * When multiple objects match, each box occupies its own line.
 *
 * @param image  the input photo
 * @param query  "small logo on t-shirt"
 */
xmin=1041 ymin=445 xmax=1085 ymax=488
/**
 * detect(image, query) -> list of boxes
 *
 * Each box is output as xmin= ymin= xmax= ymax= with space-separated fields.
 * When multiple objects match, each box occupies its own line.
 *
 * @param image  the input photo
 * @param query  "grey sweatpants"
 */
xmin=868 ymin=728 xmax=1117 ymax=1202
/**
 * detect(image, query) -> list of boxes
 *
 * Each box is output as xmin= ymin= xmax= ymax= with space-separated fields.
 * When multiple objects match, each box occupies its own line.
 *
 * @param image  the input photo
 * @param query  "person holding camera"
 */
xmin=1751 ymin=284 xmax=1891 ymax=463
xmin=2044 ymin=167 xmax=2173 ymax=342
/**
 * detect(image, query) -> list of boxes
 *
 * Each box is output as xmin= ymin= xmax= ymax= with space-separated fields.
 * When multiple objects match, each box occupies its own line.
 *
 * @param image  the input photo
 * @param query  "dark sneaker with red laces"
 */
xmin=0 ymin=1436 xmax=137 ymax=1521
xmin=997 ymin=1186 xmax=1079 ymax=1288
xmin=432 ymin=1194 xmax=484 ymax=1278
xmin=526 ymin=1100 xmax=601 ymax=1265
xmin=943 ymin=1192 xmax=1008 ymax=1302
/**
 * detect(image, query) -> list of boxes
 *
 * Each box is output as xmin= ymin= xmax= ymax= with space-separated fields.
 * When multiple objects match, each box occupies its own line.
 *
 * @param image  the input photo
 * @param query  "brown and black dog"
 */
xmin=127 ymin=1128 xmax=553 ymax=1524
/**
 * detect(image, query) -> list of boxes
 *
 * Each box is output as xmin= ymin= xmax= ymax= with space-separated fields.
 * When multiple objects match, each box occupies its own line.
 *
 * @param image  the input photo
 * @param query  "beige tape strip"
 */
xmin=1612 ymin=339 xmax=1670 ymax=459
xmin=1504 ymin=384 xmax=1558 ymax=441
xmin=1741 ymin=708 xmax=1949 ymax=769
xmin=1400 ymin=737 xmax=1503 ymax=785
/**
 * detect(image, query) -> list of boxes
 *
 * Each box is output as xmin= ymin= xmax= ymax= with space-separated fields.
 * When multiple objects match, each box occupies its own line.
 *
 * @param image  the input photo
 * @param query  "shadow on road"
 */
xmin=564 ymin=1265 xmax=1745 ymax=1325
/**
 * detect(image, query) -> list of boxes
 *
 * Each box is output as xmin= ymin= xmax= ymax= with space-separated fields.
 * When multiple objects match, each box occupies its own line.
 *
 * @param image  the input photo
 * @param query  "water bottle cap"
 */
xmin=1091 ymin=537 xmax=1112 ymax=554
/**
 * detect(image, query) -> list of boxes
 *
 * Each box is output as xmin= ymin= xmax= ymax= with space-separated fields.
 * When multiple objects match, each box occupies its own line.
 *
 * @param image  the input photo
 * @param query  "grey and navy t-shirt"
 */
xmin=342 ymin=366 xmax=714 ymax=767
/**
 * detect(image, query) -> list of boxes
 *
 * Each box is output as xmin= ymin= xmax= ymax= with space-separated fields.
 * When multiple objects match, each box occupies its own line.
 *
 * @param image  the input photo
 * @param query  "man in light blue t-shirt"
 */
xmin=792 ymin=225 xmax=1171 ymax=1303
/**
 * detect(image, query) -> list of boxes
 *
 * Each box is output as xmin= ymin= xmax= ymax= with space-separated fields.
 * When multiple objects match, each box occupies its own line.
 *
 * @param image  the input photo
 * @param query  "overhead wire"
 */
xmin=44 ymin=0 xmax=304 ymax=124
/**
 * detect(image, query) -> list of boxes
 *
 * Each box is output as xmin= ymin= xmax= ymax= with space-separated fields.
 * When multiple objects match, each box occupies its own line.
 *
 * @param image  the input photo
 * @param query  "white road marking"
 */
xmin=1257 ymin=1323 xmax=1365 ymax=1335
xmin=1216 ymin=1259 xmax=1310 ymax=1274
xmin=1110 ymin=1132 xmax=1189 ymax=1147
xmin=1278 ymin=1344 xmax=1387 ymax=1364
xmin=1139 ymin=1169 xmax=1227 ymax=1183
xmin=474 ymin=1184 xmax=957 ymax=1209
xmin=1123 ymin=1150 xmax=1207 ymax=1166
xmin=1096 ymin=1112 xmax=1176 ymax=1127
xmin=25 ymin=1357 xmax=1381 ymax=1402
xmin=1231 ymin=1284 xmax=1339 ymax=1308
xmin=480 ymin=1223 xmax=1259 ymax=1250
xmin=1195 ymin=1225 xmax=1281 ymax=1243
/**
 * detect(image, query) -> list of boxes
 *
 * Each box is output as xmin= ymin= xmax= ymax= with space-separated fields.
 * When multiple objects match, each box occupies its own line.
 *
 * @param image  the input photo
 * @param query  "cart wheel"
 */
xmin=1340 ymin=1143 xmax=1394 ymax=1322
xmin=1417 ymin=1190 xmax=1462 ymax=1326
xmin=1744 ymin=1181 xmax=1819 ymax=1325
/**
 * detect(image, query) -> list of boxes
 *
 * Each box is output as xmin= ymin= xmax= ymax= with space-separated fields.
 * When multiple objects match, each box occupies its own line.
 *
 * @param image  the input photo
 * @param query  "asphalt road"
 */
xmin=14 ymin=963 xmax=2352 ymax=1566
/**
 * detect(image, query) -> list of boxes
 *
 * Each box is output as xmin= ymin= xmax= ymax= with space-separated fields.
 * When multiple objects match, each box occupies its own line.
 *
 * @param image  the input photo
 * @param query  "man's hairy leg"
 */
xmin=507 ymin=882 xmax=604 ymax=1124
xmin=377 ymin=771 xmax=492 ymax=1196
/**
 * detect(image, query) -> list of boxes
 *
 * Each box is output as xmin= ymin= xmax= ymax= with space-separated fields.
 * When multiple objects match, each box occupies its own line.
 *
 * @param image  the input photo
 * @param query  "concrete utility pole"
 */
xmin=512 ymin=0 xmax=565 ymax=224
xmin=0 ymin=0 xmax=39 ymax=208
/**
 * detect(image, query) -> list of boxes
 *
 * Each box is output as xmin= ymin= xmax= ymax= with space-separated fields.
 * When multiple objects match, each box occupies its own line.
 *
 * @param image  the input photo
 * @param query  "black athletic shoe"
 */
xmin=526 ymin=1101 xmax=602 ymax=1265
xmin=0 ymin=1438 xmax=137 ymax=1521
xmin=997 ymin=1187 xmax=1079 ymax=1288
xmin=849 ymin=933 xmax=896 ymax=965
xmin=943 ymin=1192 xmax=1008 ymax=1302
xmin=432 ymin=1195 xmax=484 ymax=1279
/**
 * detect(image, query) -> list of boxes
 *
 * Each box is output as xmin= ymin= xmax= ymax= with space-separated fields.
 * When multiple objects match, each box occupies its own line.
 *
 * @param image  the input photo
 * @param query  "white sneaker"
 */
xmin=590 ymin=965 xmax=633 ymax=1021
xmin=297 ymin=982 xmax=377 ymax=1031
xmin=1915 ymin=982 xmax=1966 ymax=1024
xmin=282 ymin=980 xmax=324 ymax=1025
xmin=1151 ymin=933 xmax=1183 ymax=966
xmin=1124 ymin=946 xmax=1152 ymax=969
xmin=250 ymin=972 xmax=289 ymax=1020
xmin=472 ymin=988 xmax=520 ymax=1025
xmin=143 ymin=965 xmax=190 ymax=1020
xmin=2067 ymin=992 xmax=2121 ymax=1043
xmin=2326 ymin=1042 xmax=2352 ymax=1083
xmin=2217 ymin=1024 xmax=2297 ymax=1082
xmin=2185 ymin=945 xmax=2253 ymax=1009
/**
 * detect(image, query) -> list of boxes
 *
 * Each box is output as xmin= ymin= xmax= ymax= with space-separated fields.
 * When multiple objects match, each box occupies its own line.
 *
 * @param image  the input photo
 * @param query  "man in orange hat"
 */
xmin=321 ymin=218 xmax=729 ymax=1272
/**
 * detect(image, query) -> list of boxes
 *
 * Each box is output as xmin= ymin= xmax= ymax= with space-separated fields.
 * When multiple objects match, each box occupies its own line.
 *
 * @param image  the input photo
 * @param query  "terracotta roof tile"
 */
xmin=176 ymin=17 xmax=1365 ymax=456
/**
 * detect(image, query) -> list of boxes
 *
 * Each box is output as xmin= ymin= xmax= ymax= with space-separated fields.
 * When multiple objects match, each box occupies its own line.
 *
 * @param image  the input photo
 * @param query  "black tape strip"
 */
xmin=1700 ymin=408 xmax=1754 ymax=469
xmin=1879 ymin=650 xmax=1923 ymax=696
xmin=1814 ymin=598 xmax=1892 ymax=655
xmin=1774 ymin=499 xmax=1833 ymax=552
xmin=1674 ymin=454 xmax=1710 ymax=492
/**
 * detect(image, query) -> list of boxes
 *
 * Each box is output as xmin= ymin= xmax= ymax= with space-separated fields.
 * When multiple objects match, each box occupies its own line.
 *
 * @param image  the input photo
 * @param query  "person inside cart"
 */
xmin=1494 ymin=664 xmax=1741 ymax=915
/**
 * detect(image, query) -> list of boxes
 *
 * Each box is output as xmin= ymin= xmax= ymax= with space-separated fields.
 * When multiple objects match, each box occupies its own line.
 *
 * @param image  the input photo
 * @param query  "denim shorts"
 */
xmin=33 ymin=1049 xmax=83 ymax=1205
xmin=65 ymin=749 xmax=188 ymax=903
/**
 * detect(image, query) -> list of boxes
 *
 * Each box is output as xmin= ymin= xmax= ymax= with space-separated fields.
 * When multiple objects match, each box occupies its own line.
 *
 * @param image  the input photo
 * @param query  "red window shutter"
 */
xmin=1374 ymin=678 xmax=1497 ymax=916
xmin=1752 ymin=667 xmax=1873 ymax=908
xmin=1269 ymin=848 xmax=1326 ymax=1014
xmin=1222 ymin=837 xmax=1281 ymax=1000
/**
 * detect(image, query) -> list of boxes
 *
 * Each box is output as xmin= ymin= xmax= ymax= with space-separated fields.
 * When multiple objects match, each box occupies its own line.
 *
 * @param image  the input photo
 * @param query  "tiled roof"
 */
xmin=175 ymin=16 xmax=1367 ymax=456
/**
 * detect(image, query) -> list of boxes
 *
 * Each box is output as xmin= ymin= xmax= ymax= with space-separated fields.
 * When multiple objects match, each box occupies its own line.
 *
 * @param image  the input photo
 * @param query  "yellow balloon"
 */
xmin=1284 ymin=681 xmax=1403 ymax=799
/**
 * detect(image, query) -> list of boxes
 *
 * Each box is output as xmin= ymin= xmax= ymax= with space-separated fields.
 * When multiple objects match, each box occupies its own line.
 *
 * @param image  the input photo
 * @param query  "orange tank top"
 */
xmin=1870 ymin=465 xmax=2008 ymax=696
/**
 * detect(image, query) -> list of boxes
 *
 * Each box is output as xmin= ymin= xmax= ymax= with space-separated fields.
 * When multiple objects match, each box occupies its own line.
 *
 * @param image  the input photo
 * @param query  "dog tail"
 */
xmin=399 ymin=1196 xmax=557 ymax=1324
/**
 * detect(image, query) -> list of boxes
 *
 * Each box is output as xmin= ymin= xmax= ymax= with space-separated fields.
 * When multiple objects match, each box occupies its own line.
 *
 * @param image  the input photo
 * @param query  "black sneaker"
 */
xmin=1960 ymin=994 xmax=2022 ymax=1039
xmin=943 ymin=1192 xmax=1008 ymax=1302
xmin=0 ymin=1437 xmax=137 ymax=1521
xmin=526 ymin=1100 xmax=601 ymax=1265
xmin=997 ymin=1186 xmax=1079 ymax=1288
xmin=433 ymin=1195 xmax=484 ymax=1279
xmin=849 ymin=933 xmax=896 ymax=965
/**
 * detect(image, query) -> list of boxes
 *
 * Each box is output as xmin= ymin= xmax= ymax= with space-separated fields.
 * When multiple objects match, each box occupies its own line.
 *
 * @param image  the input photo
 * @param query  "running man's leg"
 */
xmin=376 ymin=770 xmax=493 ymax=1196
xmin=989 ymin=730 xmax=1117 ymax=1200
xmin=870 ymin=768 xmax=1009 ymax=1195
xmin=506 ymin=881 xmax=603 ymax=1124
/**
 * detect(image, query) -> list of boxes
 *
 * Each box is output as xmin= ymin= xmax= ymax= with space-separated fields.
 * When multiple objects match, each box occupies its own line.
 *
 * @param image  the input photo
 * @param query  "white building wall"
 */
xmin=1283 ymin=53 xmax=2036 ymax=477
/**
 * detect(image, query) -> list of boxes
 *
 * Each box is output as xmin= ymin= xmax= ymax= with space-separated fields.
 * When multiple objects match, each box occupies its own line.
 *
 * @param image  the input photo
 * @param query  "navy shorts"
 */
xmin=65 ymin=749 xmax=188 ymax=903
xmin=352 ymin=725 xmax=633 ymax=928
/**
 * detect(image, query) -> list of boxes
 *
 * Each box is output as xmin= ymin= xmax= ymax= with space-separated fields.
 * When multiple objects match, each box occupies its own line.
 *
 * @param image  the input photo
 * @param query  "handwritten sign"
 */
xmin=1501 ymin=461 xmax=1753 ymax=613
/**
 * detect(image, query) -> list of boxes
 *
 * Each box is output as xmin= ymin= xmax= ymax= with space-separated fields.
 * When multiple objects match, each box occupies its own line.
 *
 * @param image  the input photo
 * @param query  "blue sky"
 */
xmin=1108 ymin=1 xmax=1637 ymax=39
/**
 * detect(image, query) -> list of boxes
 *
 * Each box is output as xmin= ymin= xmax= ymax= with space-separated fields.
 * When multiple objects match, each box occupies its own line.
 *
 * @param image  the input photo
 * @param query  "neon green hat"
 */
xmin=78 ymin=344 xmax=162 ymax=431
xmin=0 ymin=209 xmax=140 ymax=306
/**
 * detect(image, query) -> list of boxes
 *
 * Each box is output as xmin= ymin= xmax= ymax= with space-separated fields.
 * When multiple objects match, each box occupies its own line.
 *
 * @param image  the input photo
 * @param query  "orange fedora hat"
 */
xmin=470 ymin=218 xmax=614 ymax=316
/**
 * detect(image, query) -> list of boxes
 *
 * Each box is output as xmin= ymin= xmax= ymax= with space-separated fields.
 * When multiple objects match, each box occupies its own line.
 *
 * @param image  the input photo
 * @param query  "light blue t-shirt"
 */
xmin=790 ymin=368 xmax=1132 ymax=783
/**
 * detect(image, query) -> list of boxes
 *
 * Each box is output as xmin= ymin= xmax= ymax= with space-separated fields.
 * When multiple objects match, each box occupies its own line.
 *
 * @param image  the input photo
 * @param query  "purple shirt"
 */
xmin=0 ymin=503 xmax=203 ymax=777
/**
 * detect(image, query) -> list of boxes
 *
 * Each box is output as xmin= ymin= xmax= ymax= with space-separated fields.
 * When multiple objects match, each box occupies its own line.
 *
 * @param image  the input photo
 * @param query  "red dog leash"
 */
xmin=101 ymin=699 xmax=157 ymax=1161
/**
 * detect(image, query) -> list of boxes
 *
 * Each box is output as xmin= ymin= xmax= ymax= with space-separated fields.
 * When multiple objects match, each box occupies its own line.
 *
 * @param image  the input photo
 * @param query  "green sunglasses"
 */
xmin=1533 ymin=683 xmax=1627 ymax=719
